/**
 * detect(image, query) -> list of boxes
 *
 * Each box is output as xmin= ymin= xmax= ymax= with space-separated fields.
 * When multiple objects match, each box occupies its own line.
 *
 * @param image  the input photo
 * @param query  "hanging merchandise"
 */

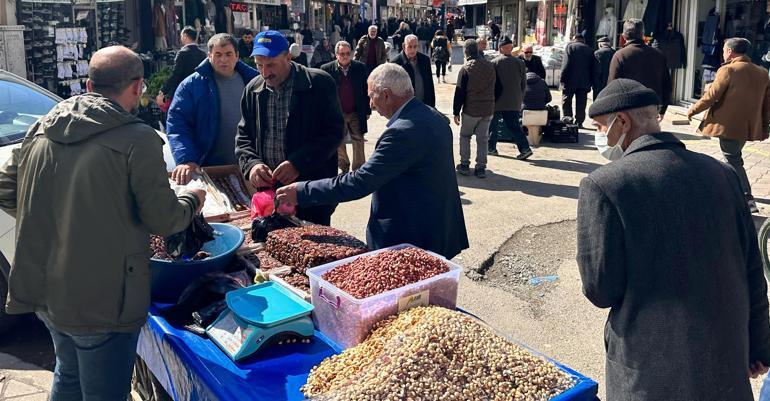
xmin=165 ymin=0 xmax=181 ymax=49
xmin=55 ymin=26 xmax=90 ymax=97
xmin=623 ymin=0 xmax=648 ymax=21
xmin=654 ymin=24 xmax=686 ymax=69
xmin=97 ymin=2 xmax=130 ymax=47
xmin=153 ymin=1 xmax=168 ymax=50
xmin=595 ymin=4 xmax=617 ymax=46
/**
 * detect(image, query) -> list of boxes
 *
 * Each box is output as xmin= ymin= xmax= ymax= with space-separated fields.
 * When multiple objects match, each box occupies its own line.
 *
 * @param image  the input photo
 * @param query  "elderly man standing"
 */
xmin=166 ymin=33 xmax=259 ymax=184
xmin=488 ymin=36 xmax=531 ymax=160
xmin=608 ymin=19 xmax=671 ymax=114
xmin=321 ymin=40 xmax=371 ymax=173
xmin=518 ymin=44 xmax=546 ymax=79
xmin=578 ymin=78 xmax=770 ymax=401
xmin=593 ymin=36 xmax=615 ymax=100
xmin=453 ymin=39 xmax=496 ymax=178
xmin=0 ymin=46 xmax=204 ymax=400
xmin=560 ymin=33 xmax=594 ymax=127
xmin=236 ymin=31 xmax=343 ymax=225
xmin=354 ymin=25 xmax=387 ymax=73
xmin=688 ymin=38 xmax=770 ymax=213
xmin=391 ymin=34 xmax=436 ymax=108
xmin=276 ymin=63 xmax=468 ymax=259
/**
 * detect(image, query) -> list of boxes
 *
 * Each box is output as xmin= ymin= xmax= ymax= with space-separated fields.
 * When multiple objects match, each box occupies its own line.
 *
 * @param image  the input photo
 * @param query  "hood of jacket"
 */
xmin=38 ymin=93 xmax=143 ymax=145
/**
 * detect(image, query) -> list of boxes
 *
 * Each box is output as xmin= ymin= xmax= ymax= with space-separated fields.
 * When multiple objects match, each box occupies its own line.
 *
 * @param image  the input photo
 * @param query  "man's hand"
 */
xmin=686 ymin=108 xmax=694 ymax=122
xmin=249 ymin=164 xmax=274 ymax=188
xmin=155 ymin=92 xmax=165 ymax=106
xmin=273 ymin=161 xmax=300 ymax=185
xmin=171 ymin=162 xmax=200 ymax=185
xmin=275 ymin=183 xmax=299 ymax=209
xmin=453 ymin=115 xmax=461 ymax=126
xmin=750 ymin=361 xmax=768 ymax=379
xmin=189 ymin=188 xmax=206 ymax=214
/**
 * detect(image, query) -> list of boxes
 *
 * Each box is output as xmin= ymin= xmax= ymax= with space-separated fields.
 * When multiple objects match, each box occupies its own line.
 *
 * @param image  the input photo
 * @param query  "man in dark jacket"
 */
xmin=0 ymin=46 xmax=204 ymax=401
xmin=236 ymin=31 xmax=343 ymax=225
xmin=487 ymin=20 xmax=500 ymax=50
xmin=523 ymin=72 xmax=551 ymax=110
xmin=156 ymin=26 xmax=206 ymax=106
xmin=593 ymin=36 xmax=615 ymax=99
xmin=579 ymin=78 xmax=770 ymax=401
xmin=391 ymin=34 xmax=436 ymax=108
xmin=489 ymin=36 xmax=531 ymax=160
xmin=321 ymin=40 xmax=371 ymax=173
xmin=608 ymin=19 xmax=672 ymax=114
xmin=416 ymin=22 xmax=432 ymax=54
xmin=354 ymin=25 xmax=388 ymax=73
xmin=276 ymin=63 xmax=469 ymax=259
xmin=238 ymin=28 xmax=255 ymax=61
xmin=166 ymin=34 xmax=259 ymax=184
xmin=453 ymin=40 xmax=496 ymax=178
xmin=560 ymin=33 xmax=594 ymax=126
xmin=519 ymin=44 xmax=546 ymax=79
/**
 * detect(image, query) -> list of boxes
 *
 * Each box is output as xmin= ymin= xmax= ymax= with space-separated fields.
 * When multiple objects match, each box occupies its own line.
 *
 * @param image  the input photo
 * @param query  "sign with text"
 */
xmin=230 ymin=2 xmax=249 ymax=12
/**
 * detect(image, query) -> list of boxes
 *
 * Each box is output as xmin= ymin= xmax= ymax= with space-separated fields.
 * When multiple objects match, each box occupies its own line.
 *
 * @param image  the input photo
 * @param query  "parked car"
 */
xmin=0 ymin=70 xmax=175 ymax=334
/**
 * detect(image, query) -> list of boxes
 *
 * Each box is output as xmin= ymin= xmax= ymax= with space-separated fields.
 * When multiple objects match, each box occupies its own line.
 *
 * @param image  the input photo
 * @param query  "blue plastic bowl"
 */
xmin=150 ymin=223 xmax=245 ymax=302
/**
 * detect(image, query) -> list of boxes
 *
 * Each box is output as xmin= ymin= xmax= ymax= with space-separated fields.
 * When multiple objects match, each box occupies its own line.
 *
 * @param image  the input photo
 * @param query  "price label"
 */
xmin=398 ymin=290 xmax=429 ymax=313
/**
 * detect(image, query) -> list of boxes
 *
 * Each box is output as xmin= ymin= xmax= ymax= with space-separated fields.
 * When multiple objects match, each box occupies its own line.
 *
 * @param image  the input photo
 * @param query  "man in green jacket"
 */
xmin=0 ymin=46 xmax=204 ymax=401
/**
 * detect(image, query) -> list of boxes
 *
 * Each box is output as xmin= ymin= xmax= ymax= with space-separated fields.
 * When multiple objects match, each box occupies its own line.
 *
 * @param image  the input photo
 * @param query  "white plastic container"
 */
xmin=306 ymin=244 xmax=462 ymax=349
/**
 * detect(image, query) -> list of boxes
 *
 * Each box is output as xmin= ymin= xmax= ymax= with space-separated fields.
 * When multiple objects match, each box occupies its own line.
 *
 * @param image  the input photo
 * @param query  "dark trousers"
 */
xmin=562 ymin=88 xmax=589 ymax=125
xmin=719 ymin=138 xmax=752 ymax=198
xmin=435 ymin=62 xmax=447 ymax=77
xmin=489 ymin=111 xmax=531 ymax=153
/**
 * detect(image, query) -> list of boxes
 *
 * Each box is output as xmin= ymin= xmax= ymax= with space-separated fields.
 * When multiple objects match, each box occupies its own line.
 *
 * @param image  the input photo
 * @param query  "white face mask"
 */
xmin=595 ymin=117 xmax=626 ymax=161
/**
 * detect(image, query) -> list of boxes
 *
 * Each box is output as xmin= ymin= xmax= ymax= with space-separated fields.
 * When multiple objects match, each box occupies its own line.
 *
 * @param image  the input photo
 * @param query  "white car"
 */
xmin=0 ymin=70 xmax=175 ymax=334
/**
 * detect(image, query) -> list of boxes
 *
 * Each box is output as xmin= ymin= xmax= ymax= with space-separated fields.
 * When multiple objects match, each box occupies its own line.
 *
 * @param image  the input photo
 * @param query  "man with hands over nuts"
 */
xmin=236 ymin=31 xmax=343 ymax=225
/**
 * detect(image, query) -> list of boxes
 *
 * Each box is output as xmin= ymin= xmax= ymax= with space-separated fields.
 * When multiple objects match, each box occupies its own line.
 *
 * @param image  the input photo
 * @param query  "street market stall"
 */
xmin=135 ymin=164 xmax=599 ymax=401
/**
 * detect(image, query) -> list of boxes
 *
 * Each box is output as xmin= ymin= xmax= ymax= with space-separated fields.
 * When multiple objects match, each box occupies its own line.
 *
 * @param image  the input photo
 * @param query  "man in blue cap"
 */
xmin=235 ymin=30 xmax=344 ymax=225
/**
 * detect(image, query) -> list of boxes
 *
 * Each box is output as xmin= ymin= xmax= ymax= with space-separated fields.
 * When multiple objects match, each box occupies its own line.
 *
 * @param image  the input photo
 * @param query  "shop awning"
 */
xmin=457 ymin=0 xmax=486 ymax=6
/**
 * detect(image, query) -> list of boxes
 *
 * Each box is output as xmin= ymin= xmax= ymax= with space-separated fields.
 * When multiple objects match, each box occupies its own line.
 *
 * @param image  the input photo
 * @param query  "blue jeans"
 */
xmin=488 ymin=111 xmax=531 ymax=154
xmin=38 ymin=313 xmax=140 ymax=401
xmin=761 ymin=373 xmax=770 ymax=401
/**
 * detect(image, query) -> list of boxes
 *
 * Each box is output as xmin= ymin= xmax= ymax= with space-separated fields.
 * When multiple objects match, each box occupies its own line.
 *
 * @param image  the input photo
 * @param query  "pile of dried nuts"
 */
xmin=150 ymin=235 xmax=209 ymax=261
xmin=266 ymin=226 xmax=368 ymax=272
xmin=322 ymin=248 xmax=448 ymax=299
xmin=303 ymin=306 xmax=574 ymax=401
xmin=281 ymin=270 xmax=311 ymax=292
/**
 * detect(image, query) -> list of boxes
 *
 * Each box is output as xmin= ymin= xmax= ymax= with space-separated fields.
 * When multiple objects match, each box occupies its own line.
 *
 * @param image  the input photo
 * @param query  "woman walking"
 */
xmin=431 ymin=30 xmax=451 ymax=83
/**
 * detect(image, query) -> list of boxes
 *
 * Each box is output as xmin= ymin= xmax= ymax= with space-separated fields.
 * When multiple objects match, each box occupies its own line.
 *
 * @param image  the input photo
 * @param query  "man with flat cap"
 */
xmin=236 ymin=30 xmax=343 ymax=225
xmin=578 ymin=78 xmax=770 ymax=401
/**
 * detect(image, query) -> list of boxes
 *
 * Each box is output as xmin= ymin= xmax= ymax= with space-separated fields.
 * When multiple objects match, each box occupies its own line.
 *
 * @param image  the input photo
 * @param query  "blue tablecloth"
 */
xmin=138 ymin=306 xmax=598 ymax=401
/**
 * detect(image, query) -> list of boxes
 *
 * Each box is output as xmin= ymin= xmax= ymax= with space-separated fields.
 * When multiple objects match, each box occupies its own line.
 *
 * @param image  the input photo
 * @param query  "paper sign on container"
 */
xmin=398 ymin=290 xmax=430 ymax=313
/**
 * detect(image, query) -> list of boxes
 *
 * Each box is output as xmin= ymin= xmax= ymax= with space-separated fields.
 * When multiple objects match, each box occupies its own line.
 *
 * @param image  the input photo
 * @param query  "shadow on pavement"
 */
xmin=525 ymin=159 xmax=603 ymax=175
xmin=457 ymin=173 xmax=579 ymax=199
xmin=0 ymin=314 xmax=55 ymax=371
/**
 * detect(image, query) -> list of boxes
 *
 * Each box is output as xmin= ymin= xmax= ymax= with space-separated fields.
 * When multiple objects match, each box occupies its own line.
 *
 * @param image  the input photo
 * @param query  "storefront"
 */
xmin=521 ymin=0 xmax=569 ymax=46
xmin=458 ymin=0 xmax=485 ymax=37
xmin=674 ymin=0 xmax=769 ymax=103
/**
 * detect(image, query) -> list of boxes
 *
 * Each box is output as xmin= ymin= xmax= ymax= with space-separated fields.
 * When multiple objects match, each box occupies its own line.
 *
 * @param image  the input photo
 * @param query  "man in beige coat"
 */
xmin=688 ymin=37 xmax=770 ymax=212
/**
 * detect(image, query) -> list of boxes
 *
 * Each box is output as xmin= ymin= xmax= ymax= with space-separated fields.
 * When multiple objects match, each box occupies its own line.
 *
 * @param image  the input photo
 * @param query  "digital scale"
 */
xmin=206 ymin=282 xmax=315 ymax=361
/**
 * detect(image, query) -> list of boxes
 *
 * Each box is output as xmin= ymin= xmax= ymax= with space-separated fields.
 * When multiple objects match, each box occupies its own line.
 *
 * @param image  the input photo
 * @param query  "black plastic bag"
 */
xmin=251 ymin=213 xmax=298 ymax=243
xmin=164 ymin=214 xmax=215 ymax=261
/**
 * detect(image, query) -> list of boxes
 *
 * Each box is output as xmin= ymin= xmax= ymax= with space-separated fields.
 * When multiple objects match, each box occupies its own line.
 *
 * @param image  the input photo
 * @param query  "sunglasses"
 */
xmin=524 ymin=51 xmax=533 ymax=54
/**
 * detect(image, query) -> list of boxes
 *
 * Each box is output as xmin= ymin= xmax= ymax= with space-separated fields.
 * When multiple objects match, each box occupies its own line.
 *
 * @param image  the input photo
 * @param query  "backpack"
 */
xmin=434 ymin=45 xmax=449 ymax=62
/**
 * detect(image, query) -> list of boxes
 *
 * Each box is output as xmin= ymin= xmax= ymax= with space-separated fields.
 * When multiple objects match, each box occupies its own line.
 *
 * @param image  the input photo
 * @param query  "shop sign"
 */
xmin=457 ymin=0 xmax=485 ymax=5
xmin=230 ymin=2 xmax=249 ymax=12
xmin=245 ymin=0 xmax=283 ymax=5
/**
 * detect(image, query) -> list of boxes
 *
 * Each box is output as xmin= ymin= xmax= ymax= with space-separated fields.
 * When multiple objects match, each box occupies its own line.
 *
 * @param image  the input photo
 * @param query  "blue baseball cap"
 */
xmin=250 ymin=30 xmax=289 ymax=57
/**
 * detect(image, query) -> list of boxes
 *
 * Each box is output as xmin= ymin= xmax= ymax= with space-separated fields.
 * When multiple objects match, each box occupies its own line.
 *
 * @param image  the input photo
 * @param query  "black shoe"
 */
xmin=488 ymin=149 xmax=499 ymax=156
xmin=515 ymin=149 xmax=533 ymax=160
xmin=456 ymin=164 xmax=470 ymax=176
xmin=473 ymin=167 xmax=486 ymax=178
xmin=748 ymin=199 xmax=759 ymax=213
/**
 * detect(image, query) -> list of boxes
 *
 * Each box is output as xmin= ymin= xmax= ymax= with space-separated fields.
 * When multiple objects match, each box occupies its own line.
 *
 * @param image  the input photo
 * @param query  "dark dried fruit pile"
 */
xmin=212 ymin=175 xmax=251 ymax=211
xmin=266 ymin=225 xmax=368 ymax=272
xmin=150 ymin=235 xmax=210 ymax=261
xmin=243 ymin=251 xmax=285 ymax=271
xmin=322 ymin=248 xmax=448 ymax=299
xmin=283 ymin=269 xmax=311 ymax=292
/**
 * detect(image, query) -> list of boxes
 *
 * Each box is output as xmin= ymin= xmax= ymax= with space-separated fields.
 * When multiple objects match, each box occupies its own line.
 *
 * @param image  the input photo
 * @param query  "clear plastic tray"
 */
xmin=306 ymin=244 xmax=461 ymax=349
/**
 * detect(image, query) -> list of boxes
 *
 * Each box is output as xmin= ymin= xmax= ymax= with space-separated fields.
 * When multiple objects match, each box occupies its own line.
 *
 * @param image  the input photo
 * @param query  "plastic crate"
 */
xmin=545 ymin=121 xmax=579 ymax=143
xmin=306 ymin=244 xmax=461 ymax=349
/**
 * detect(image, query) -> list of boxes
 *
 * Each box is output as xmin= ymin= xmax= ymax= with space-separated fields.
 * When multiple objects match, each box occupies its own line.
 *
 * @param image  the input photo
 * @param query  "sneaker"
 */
xmin=488 ymin=149 xmax=499 ymax=156
xmin=456 ymin=164 xmax=470 ymax=176
xmin=515 ymin=149 xmax=533 ymax=160
xmin=748 ymin=199 xmax=759 ymax=213
xmin=473 ymin=167 xmax=486 ymax=178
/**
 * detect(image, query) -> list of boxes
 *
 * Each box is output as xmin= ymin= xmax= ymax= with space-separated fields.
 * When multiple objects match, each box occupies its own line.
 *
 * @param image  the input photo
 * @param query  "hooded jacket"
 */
xmin=0 ymin=93 xmax=200 ymax=334
xmin=523 ymin=72 xmax=552 ymax=111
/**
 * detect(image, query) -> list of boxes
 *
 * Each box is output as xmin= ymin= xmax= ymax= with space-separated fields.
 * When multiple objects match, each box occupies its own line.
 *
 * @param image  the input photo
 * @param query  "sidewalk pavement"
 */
xmin=0 ymin=352 xmax=51 ymax=400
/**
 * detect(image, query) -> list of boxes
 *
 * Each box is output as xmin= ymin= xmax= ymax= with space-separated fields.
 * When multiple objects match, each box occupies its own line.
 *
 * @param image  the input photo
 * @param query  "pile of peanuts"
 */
xmin=322 ymin=248 xmax=449 ymax=299
xmin=303 ymin=306 xmax=574 ymax=401
xmin=266 ymin=226 xmax=368 ymax=272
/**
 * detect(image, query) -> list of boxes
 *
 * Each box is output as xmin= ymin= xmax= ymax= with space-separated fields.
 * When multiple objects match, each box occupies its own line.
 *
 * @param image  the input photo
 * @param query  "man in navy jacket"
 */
xmin=166 ymin=34 xmax=259 ymax=184
xmin=276 ymin=63 xmax=469 ymax=259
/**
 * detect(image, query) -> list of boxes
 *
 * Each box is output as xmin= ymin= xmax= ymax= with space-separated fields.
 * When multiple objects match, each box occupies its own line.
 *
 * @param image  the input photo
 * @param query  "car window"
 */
xmin=0 ymin=79 xmax=57 ymax=145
